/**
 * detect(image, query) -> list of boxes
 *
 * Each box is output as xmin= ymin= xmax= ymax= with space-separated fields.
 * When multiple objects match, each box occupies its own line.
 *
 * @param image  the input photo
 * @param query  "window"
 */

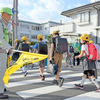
xmin=31 ymin=35 xmax=37 ymax=39
xmin=31 ymin=26 xmax=41 ymax=31
xmin=32 ymin=26 xmax=36 ymax=30
xmin=20 ymin=24 xmax=29 ymax=29
xmin=78 ymin=12 xmax=90 ymax=23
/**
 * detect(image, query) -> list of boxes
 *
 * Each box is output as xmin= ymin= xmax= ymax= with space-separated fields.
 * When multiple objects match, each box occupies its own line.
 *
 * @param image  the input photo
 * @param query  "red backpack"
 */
xmin=85 ymin=43 xmax=97 ymax=61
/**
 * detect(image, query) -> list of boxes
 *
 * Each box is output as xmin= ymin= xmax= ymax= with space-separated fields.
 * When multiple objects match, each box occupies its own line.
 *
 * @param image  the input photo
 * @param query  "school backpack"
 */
xmin=55 ymin=37 xmax=68 ymax=53
xmin=19 ymin=43 xmax=29 ymax=52
xmin=38 ymin=42 xmax=48 ymax=55
xmin=69 ymin=45 xmax=74 ymax=53
xmin=93 ymin=44 xmax=100 ymax=60
xmin=85 ymin=43 xmax=97 ymax=60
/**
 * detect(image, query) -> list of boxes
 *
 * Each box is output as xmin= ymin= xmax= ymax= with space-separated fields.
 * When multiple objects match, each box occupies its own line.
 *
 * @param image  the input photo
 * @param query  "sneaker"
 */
xmin=58 ymin=77 xmax=64 ymax=87
xmin=95 ymin=88 xmax=100 ymax=92
xmin=70 ymin=66 xmax=73 ymax=68
xmin=42 ymin=76 xmax=45 ymax=81
xmin=51 ymin=79 xmax=58 ymax=85
xmin=4 ymin=88 xmax=7 ymax=92
xmin=24 ymin=72 xmax=28 ymax=77
xmin=74 ymin=84 xmax=84 ymax=90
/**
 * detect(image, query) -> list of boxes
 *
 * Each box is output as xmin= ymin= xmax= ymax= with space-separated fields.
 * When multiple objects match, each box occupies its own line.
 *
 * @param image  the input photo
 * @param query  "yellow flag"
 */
xmin=3 ymin=52 xmax=48 ymax=85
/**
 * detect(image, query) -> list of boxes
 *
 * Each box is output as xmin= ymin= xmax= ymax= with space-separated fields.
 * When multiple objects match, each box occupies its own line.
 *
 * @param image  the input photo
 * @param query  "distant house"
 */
xmin=50 ymin=1 xmax=100 ymax=44
xmin=8 ymin=20 xmax=62 ymax=42
xmin=17 ymin=20 xmax=62 ymax=42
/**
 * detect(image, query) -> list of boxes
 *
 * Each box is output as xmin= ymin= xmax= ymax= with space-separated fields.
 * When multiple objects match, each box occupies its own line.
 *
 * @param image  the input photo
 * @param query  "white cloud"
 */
xmin=18 ymin=0 xmax=34 ymax=6
xmin=90 ymin=0 xmax=100 ymax=3
xmin=0 ymin=0 xmax=13 ymax=9
xmin=26 ymin=0 xmax=65 ymax=22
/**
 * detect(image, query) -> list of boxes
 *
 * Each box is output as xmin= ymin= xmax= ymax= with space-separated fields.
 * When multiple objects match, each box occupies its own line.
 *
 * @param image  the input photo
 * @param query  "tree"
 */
xmin=47 ymin=35 xmax=52 ymax=44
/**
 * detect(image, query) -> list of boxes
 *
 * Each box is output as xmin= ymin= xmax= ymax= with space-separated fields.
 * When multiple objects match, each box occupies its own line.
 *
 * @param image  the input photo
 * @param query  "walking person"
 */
xmin=74 ymin=34 xmax=100 ymax=92
xmin=19 ymin=36 xmax=30 ymax=76
xmin=50 ymin=31 xmax=65 ymax=87
xmin=33 ymin=34 xmax=47 ymax=81
xmin=0 ymin=7 xmax=14 ymax=99
xmin=72 ymin=37 xmax=81 ymax=66
xmin=65 ymin=42 xmax=73 ymax=68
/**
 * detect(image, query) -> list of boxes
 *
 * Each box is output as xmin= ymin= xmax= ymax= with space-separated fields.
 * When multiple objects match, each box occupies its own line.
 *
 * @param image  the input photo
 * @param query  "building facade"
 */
xmin=50 ymin=1 xmax=100 ymax=44
xmin=17 ymin=20 xmax=61 ymax=42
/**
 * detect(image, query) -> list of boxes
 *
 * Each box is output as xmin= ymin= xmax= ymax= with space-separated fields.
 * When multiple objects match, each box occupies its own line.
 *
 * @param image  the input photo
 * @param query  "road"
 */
xmin=4 ymin=63 xmax=100 ymax=100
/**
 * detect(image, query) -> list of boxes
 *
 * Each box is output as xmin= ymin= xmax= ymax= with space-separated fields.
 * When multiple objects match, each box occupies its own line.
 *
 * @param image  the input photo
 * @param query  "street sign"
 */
xmin=12 ymin=8 xmax=14 ymax=14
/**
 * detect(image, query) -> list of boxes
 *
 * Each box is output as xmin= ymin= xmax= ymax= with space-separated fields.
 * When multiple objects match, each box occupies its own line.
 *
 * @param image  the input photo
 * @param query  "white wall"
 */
xmin=50 ymin=8 xmax=98 ymax=43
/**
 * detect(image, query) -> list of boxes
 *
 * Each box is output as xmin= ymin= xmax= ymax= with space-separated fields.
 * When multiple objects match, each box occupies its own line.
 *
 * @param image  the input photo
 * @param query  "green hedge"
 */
xmin=31 ymin=41 xmax=38 ymax=45
xmin=47 ymin=35 xmax=52 ymax=44
xmin=9 ymin=39 xmax=38 ymax=46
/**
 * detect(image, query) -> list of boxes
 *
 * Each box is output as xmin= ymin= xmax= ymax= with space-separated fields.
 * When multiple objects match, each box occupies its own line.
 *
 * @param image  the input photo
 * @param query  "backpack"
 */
xmin=38 ymin=42 xmax=48 ymax=55
xmin=85 ymin=43 xmax=97 ymax=60
xmin=19 ymin=43 xmax=29 ymax=52
xmin=74 ymin=43 xmax=81 ymax=52
xmin=55 ymin=37 xmax=68 ymax=53
xmin=69 ymin=45 xmax=74 ymax=53
xmin=93 ymin=44 xmax=100 ymax=60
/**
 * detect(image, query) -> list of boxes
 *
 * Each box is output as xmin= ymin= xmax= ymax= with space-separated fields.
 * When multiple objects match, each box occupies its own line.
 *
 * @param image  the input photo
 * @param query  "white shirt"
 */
xmin=81 ymin=44 xmax=89 ymax=55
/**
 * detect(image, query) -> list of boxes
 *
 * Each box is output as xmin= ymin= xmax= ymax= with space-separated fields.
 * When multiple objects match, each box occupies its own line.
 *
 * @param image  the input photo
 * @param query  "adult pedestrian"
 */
xmin=0 ymin=7 xmax=13 ymax=99
xmin=72 ymin=37 xmax=81 ymax=66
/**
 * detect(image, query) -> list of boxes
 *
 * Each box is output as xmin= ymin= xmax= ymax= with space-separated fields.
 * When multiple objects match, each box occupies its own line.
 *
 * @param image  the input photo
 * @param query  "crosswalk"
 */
xmin=6 ymin=67 xmax=100 ymax=100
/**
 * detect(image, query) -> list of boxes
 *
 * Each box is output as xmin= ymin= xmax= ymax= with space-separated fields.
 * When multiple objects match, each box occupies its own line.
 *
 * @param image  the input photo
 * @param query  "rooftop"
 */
xmin=61 ymin=1 xmax=100 ymax=17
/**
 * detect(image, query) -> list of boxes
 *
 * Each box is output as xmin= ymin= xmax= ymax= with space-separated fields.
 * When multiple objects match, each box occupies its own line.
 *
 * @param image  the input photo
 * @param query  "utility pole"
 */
xmin=12 ymin=0 xmax=18 ymax=46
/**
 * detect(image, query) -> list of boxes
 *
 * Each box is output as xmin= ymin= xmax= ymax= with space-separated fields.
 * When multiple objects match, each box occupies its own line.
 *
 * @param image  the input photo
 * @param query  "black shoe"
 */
xmin=58 ymin=77 xmax=64 ymax=87
xmin=0 ymin=93 xmax=9 ymax=99
xmin=74 ymin=84 xmax=84 ymax=89
xmin=4 ymin=88 xmax=7 ymax=92
xmin=51 ymin=80 xmax=58 ymax=85
xmin=24 ymin=72 xmax=28 ymax=77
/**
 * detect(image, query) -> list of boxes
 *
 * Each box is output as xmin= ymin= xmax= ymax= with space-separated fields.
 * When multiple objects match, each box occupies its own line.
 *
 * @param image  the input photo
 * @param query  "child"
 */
xmin=33 ymin=34 xmax=47 ymax=81
xmin=19 ymin=36 xmax=30 ymax=76
xmin=74 ymin=34 xmax=100 ymax=92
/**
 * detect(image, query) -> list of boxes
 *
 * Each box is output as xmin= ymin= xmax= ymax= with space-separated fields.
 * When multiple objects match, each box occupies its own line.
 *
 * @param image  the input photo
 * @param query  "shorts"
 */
xmin=53 ymin=52 xmax=63 ymax=73
xmin=83 ymin=70 xmax=95 ymax=77
xmin=39 ymin=59 xmax=45 ymax=68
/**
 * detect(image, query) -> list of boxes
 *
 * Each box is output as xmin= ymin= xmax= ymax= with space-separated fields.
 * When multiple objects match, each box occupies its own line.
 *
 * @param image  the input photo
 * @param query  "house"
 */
xmin=8 ymin=20 xmax=62 ymax=42
xmin=50 ymin=1 xmax=100 ymax=43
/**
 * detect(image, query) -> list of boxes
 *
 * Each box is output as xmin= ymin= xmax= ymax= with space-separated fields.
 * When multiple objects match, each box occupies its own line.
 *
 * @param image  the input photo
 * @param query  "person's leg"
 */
xmin=75 ymin=71 xmax=87 ymax=89
xmin=73 ymin=53 xmax=75 ymax=66
xmin=22 ymin=66 xmax=26 ymax=72
xmin=66 ymin=55 xmax=69 ymax=67
xmin=51 ymin=53 xmax=59 ymax=85
xmin=80 ymin=74 xmax=87 ymax=86
xmin=39 ymin=60 xmax=45 ymax=80
xmin=89 ymin=70 xmax=100 ymax=91
xmin=39 ymin=67 xmax=43 ymax=76
xmin=77 ymin=52 xmax=80 ymax=66
xmin=57 ymin=53 xmax=64 ymax=87
xmin=0 ymin=53 xmax=9 ymax=99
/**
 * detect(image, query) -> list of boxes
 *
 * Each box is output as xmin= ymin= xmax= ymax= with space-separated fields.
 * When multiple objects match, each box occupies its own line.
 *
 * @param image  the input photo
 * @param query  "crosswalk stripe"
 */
xmin=7 ymin=72 xmax=82 ymax=88
xmin=14 ymin=69 xmax=46 ymax=74
xmin=10 ymin=70 xmax=73 ymax=79
xmin=16 ymin=77 xmax=100 ymax=99
xmin=64 ymin=91 xmax=100 ymax=100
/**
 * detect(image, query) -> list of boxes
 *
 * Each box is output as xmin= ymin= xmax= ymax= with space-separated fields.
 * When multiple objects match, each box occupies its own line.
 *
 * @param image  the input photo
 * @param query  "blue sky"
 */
xmin=0 ymin=0 xmax=100 ymax=23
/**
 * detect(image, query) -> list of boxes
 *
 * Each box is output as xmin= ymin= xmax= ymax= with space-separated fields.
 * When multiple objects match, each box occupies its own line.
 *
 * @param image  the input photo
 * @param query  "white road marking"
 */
xmin=16 ymin=77 xmax=100 ymax=99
